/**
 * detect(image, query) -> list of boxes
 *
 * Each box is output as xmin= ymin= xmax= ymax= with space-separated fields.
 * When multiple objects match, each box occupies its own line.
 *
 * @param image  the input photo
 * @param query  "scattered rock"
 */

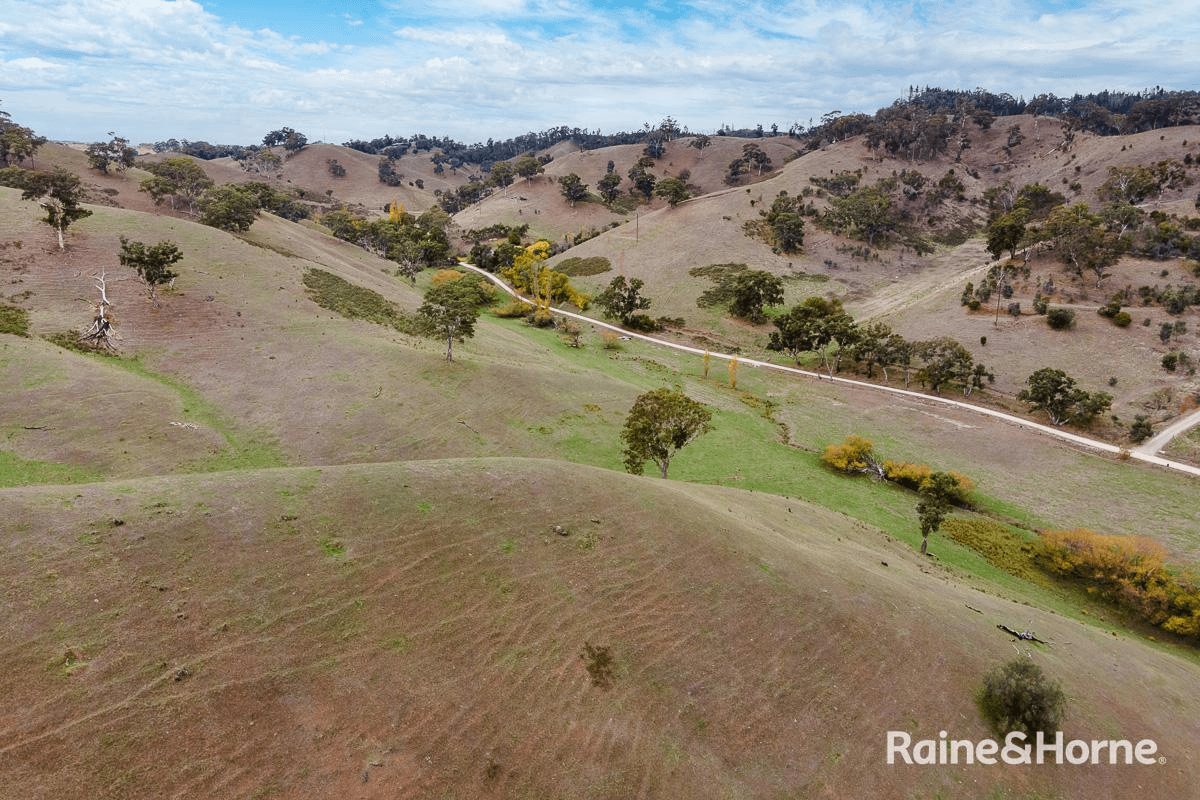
xmin=173 ymin=667 xmax=192 ymax=682
xmin=553 ymin=525 xmax=567 ymax=536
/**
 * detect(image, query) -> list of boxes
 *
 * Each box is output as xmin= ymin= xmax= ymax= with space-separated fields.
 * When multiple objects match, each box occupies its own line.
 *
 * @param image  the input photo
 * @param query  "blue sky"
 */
xmin=0 ymin=0 xmax=1195 ymax=146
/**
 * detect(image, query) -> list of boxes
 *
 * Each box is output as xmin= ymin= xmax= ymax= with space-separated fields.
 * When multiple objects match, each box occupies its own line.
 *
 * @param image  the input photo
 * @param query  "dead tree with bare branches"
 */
xmin=79 ymin=272 xmax=120 ymax=350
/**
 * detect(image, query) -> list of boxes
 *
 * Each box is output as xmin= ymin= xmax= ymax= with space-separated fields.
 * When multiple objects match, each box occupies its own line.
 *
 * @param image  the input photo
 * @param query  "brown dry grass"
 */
xmin=2 ymin=459 xmax=1198 ymax=800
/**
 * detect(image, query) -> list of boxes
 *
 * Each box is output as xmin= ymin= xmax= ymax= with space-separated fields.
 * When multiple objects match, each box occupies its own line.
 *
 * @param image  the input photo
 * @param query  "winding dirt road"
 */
xmin=462 ymin=263 xmax=1200 ymax=479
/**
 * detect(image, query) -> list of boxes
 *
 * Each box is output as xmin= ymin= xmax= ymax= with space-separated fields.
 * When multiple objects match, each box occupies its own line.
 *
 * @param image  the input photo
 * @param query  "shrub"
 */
xmin=0 ymin=166 xmax=31 ymax=189
xmin=1162 ymin=352 xmax=1179 ymax=372
xmin=493 ymin=300 xmax=532 ymax=318
xmin=977 ymin=658 xmax=1067 ymax=737
xmin=821 ymin=435 xmax=878 ymax=474
xmin=881 ymin=459 xmax=932 ymax=490
xmin=302 ymin=268 xmax=424 ymax=335
xmin=624 ymin=313 xmax=661 ymax=333
xmin=429 ymin=269 xmax=465 ymax=286
xmin=558 ymin=318 xmax=583 ymax=347
xmin=527 ymin=309 xmax=556 ymax=328
xmin=1035 ymin=528 xmax=1200 ymax=640
xmin=600 ymin=331 xmax=622 ymax=350
xmin=0 ymin=304 xmax=30 ymax=337
xmin=1112 ymin=311 xmax=1132 ymax=327
xmin=882 ymin=461 xmax=974 ymax=505
xmin=942 ymin=519 xmax=1042 ymax=583
xmin=1046 ymin=308 xmax=1075 ymax=330
xmin=1130 ymin=415 xmax=1153 ymax=443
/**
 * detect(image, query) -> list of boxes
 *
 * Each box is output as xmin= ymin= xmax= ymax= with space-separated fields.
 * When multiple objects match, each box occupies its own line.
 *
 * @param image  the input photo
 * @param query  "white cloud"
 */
xmin=1 ymin=0 xmax=1196 ymax=145
xmin=386 ymin=0 xmax=529 ymax=17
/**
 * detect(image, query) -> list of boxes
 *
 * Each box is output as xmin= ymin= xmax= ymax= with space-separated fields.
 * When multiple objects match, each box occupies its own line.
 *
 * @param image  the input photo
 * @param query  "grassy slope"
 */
xmin=2 ymin=459 xmax=1198 ymax=800
xmin=2 ymin=182 xmax=1196 ymax=552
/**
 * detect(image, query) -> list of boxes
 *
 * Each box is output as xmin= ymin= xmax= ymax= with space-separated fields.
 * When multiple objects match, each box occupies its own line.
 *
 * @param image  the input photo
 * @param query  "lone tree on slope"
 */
xmin=595 ymin=275 xmax=651 ymax=324
xmin=417 ymin=276 xmax=491 ymax=362
xmin=916 ymin=471 xmax=959 ymax=555
xmin=118 ymin=236 xmax=183 ymax=300
xmin=21 ymin=167 xmax=92 ymax=250
xmin=620 ymin=387 xmax=712 ymax=478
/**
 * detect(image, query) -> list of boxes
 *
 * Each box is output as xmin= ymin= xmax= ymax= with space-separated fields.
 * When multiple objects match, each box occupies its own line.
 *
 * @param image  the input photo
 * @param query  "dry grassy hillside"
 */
xmin=5 ymin=119 xmax=1200 ymax=800
xmin=3 ymin=459 xmax=1198 ymax=800
xmin=0 ymin=189 xmax=637 ymax=474
xmin=272 ymin=143 xmax=481 ymax=212
xmin=495 ymin=120 xmax=1200 ymax=432
xmin=453 ymin=135 xmax=803 ymax=242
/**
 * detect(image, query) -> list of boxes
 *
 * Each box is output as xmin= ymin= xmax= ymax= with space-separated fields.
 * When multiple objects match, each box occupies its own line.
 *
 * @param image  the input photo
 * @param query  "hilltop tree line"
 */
xmin=344 ymin=118 xmax=696 ymax=172
xmin=136 ymin=86 xmax=1200 ymax=177
xmin=793 ymin=89 xmax=1200 ymax=167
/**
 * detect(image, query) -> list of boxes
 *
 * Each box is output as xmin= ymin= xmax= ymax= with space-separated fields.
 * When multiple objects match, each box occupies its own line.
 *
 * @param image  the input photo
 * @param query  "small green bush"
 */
xmin=1046 ymin=308 xmax=1075 ymax=330
xmin=624 ymin=313 xmax=661 ymax=333
xmin=527 ymin=309 xmax=556 ymax=328
xmin=1130 ymin=415 xmax=1153 ymax=443
xmin=0 ymin=166 xmax=32 ymax=189
xmin=1112 ymin=311 xmax=1132 ymax=327
xmin=978 ymin=658 xmax=1066 ymax=737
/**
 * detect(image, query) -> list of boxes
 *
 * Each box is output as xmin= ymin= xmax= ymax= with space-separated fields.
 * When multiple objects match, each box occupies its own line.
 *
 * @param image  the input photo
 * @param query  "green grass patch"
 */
xmin=783 ymin=270 xmax=830 ymax=284
xmin=942 ymin=518 xmax=1047 ymax=585
xmin=0 ymin=450 xmax=101 ymax=488
xmin=0 ymin=304 xmax=29 ymax=337
xmin=319 ymin=536 xmax=346 ymax=558
xmin=43 ymin=331 xmax=119 ymax=357
xmin=384 ymin=634 xmax=414 ymax=654
xmin=476 ymin=312 xmax=1199 ymax=633
xmin=302 ymin=268 xmax=426 ymax=335
xmin=557 ymin=256 xmax=612 ymax=277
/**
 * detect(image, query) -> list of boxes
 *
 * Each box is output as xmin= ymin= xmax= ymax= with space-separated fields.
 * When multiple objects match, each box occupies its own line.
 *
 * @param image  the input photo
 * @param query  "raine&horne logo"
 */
xmin=886 ymin=730 xmax=1164 ymax=766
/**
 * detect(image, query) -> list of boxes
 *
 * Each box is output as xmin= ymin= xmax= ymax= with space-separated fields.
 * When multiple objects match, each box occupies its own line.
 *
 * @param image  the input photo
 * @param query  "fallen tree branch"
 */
xmin=997 ymin=624 xmax=1050 ymax=645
